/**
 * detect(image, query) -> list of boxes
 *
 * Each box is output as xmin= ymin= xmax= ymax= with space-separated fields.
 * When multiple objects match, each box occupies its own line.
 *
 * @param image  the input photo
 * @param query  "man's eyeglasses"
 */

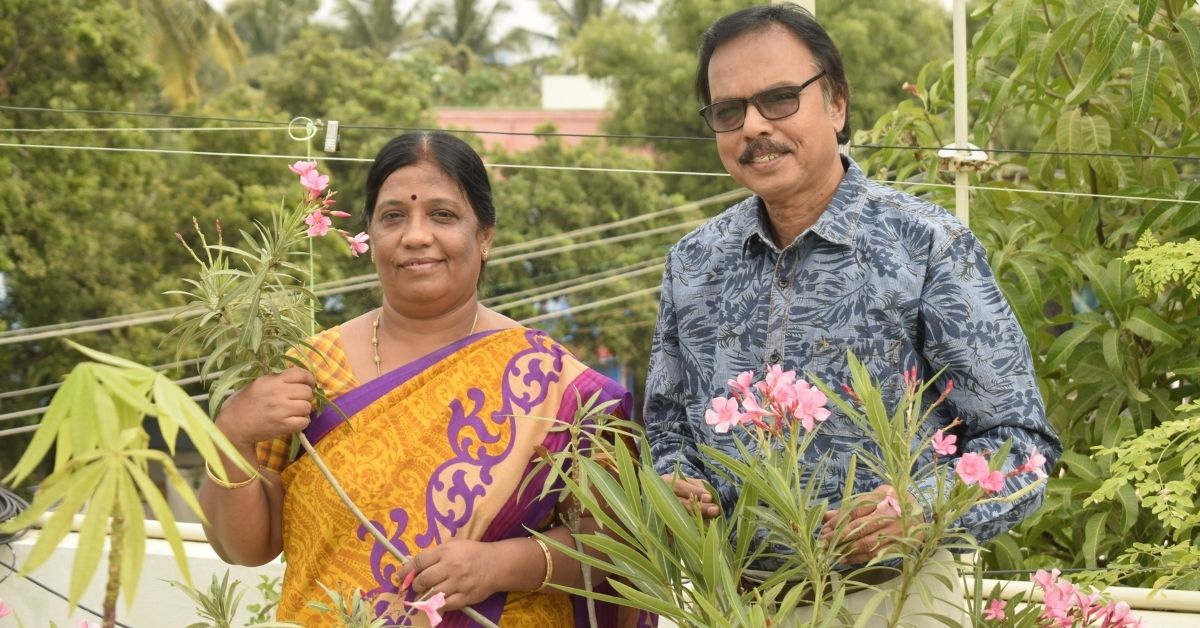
xmin=698 ymin=71 xmax=827 ymax=133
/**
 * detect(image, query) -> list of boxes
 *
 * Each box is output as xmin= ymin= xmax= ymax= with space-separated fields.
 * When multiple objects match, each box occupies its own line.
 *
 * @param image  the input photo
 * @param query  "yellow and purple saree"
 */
xmin=257 ymin=326 xmax=651 ymax=627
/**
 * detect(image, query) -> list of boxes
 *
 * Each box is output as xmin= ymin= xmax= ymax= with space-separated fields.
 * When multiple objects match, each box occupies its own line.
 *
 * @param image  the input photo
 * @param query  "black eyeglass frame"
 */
xmin=698 ymin=70 xmax=828 ymax=133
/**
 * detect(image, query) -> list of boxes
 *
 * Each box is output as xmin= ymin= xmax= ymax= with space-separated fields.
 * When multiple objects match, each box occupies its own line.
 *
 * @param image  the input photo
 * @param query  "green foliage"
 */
xmin=482 ymin=130 xmax=706 ymax=392
xmin=333 ymin=0 xmax=424 ymax=58
xmin=171 ymin=570 xmax=294 ymax=628
xmin=422 ymin=0 xmax=531 ymax=72
xmin=166 ymin=188 xmax=327 ymax=414
xmin=1123 ymin=233 xmax=1200 ymax=298
xmin=860 ymin=0 xmax=1200 ymax=585
xmin=543 ymin=355 xmax=1031 ymax=626
xmin=305 ymin=582 xmax=389 ymax=628
xmin=0 ymin=342 xmax=253 ymax=616
xmin=134 ymin=0 xmax=247 ymax=104
xmin=245 ymin=575 xmax=283 ymax=625
xmin=225 ymin=0 xmax=320 ymax=56
xmin=571 ymin=0 xmax=951 ymax=199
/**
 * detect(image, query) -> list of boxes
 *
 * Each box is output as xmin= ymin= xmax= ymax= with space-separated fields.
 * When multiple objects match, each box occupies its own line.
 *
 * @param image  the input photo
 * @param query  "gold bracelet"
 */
xmin=532 ymin=537 xmax=554 ymax=592
xmin=205 ymin=460 xmax=260 ymax=490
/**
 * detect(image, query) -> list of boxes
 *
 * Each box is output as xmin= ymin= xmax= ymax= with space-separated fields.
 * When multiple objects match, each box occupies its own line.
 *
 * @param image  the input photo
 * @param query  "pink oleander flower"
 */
xmin=978 ymin=470 xmax=1006 ymax=493
xmin=1100 ymin=600 xmax=1141 ymax=627
xmin=902 ymin=365 xmax=920 ymax=392
xmin=300 ymin=168 xmax=330 ymax=199
xmin=330 ymin=210 xmax=352 ymax=218
xmin=955 ymin=452 xmax=991 ymax=486
xmin=305 ymin=211 xmax=332 ymax=237
xmin=1033 ymin=568 xmax=1061 ymax=590
xmin=983 ymin=598 xmax=1006 ymax=621
xmin=405 ymin=591 xmax=446 ymax=626
xmin=792 ymin=384 xmax=831 ymax=432
xmin=347 ymin=231 xmax=370 ymax=256
xmin=739 ymin=394 xmax=771 ymax=428
xmin=1018 ymin=447 xmax=1049 ymax=479
xmin=706 ymin=396 xmax=743 ymax=434
xmin=727 ymin=370 xmax=755 ymax=400
xmin=400 ymin=569 xmax=416 ymax=592
xmin=874 ymin=486 xmax=902 ymax=517
xmin=1041 ymin=579 xmax=1080 ymax=626
xmin=78 ymin=620 xmax=99 ymax=628
xmin=0 ymin=597 xmax=11 ymax=618
xmin=761 ymin=364 xmax=798 ymax=398
xmin=931 ymin=429 xmax=957 ymax=456
xmin=288 ymin=160 xmax=318 ymax=176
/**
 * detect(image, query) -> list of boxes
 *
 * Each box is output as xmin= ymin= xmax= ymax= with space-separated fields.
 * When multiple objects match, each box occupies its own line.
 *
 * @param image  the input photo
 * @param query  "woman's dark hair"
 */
xmin=363 ymin=131 xmax=496 ymax=230
xmin=695 ymin=3 xmax=852 ymax=144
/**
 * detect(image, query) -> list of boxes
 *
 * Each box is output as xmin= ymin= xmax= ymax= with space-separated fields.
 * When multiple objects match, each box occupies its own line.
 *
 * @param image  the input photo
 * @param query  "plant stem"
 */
xmin=568 ymin=497 xmax=600 ymax=628
xmin=103 ymin=508 xmax=124 ymax=628
xmin=296 ymin=434 xmax=500 ymax=628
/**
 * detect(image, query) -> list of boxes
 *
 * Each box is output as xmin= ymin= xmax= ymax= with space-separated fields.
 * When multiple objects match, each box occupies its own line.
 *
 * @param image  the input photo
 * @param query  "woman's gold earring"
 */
xmin=482 ymin=248 xmax=490 ymax=261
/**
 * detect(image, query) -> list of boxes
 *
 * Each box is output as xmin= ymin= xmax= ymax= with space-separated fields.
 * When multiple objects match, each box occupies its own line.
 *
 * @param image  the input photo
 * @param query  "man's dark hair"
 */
xmin=695 ymin=3 xmax=852 ymax=144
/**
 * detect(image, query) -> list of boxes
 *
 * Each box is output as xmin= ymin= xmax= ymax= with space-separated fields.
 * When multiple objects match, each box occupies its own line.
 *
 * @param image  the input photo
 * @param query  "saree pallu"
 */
xmin=272 ymin=326 xmax=652 ymax=627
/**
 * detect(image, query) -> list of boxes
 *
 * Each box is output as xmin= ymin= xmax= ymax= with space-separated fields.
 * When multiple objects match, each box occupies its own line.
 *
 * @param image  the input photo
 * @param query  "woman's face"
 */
xmin=369 ymin=160 xmax=494 ymax=319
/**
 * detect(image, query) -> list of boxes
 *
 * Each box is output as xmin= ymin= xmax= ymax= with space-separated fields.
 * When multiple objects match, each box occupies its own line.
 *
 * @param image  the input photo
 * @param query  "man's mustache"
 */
xmin=739 ymin=139 xmax=792 ymax=164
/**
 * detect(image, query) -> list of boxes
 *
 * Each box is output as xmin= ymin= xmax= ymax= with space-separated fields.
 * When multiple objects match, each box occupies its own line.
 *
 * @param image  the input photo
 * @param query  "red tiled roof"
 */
xmin=434 ymin=109 xmax=610 ymax=152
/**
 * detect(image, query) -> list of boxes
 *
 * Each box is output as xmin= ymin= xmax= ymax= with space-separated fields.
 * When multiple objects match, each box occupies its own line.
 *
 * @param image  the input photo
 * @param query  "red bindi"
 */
xmin=411 ymin=194 xmax=418 ymax=201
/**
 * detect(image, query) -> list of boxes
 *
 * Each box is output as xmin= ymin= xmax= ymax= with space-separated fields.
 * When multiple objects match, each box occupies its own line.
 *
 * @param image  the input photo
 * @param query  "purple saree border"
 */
xmin=303 ymin=328 xmax=503 ymax=445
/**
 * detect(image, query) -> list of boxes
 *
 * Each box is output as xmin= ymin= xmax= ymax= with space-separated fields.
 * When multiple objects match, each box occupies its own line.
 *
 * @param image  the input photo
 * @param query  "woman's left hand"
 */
xmin=401 ymin=539 xmax=497 ymax=611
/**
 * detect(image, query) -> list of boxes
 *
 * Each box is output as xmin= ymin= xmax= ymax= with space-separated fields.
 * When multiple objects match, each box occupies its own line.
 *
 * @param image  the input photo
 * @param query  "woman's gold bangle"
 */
xmin=533 ymin=537 xmax=554 ymax=592
xmin=205 ymin=460 xmax=260 ymax=490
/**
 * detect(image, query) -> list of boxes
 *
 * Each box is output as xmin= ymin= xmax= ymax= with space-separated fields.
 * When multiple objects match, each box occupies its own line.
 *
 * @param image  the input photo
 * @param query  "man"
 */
xmin=643 ymin=2 xmax=1061 ymax=622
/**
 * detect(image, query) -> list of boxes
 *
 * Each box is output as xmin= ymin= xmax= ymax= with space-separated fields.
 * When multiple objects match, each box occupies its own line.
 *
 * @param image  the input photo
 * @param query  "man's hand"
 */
xmin=819 ymin=484 xmax=924 ymax=565
xmin=660 ymin=474 xmax=720 ymax=518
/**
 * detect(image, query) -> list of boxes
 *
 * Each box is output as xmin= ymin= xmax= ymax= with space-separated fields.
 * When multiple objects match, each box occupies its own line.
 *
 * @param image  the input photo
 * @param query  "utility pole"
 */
xmin=937 ymin=0 xmax=988 ymax=227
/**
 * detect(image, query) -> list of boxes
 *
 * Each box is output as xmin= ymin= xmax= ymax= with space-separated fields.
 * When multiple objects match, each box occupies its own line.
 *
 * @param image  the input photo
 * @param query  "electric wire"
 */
xmin=4 ymin=104 xmax=1198 ymax=161
xmin=0 ymin=190 xmax=724 ymax=346
xmin=0 ymin=489 xmax=30 ymax=544
xmin=0 ymin=141 xmax=732 ymax=177
xmin=0 ymin=261 xmax=663 ymax=406
xmin=0 ymin=552 xmax=134 ymax=627
xmin=4 ymin=140 xmax=1196 ymax=206
xmin=0 ymin=270 xmax=666 ymax=428
xmin=3 ymin=126 xmax=286 ymax=133
xmin=0 ymin=260 xmax=670 ymax=407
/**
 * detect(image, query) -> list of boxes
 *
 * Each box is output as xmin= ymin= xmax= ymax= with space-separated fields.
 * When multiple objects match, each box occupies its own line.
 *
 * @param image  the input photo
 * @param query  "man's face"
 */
xmin=706 ymin=26 xmax=846 ymax=206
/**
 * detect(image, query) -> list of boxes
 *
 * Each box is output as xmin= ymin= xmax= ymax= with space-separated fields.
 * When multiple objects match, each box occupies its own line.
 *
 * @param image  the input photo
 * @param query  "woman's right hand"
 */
xmin=215 ymin=367 xmax=316 ymax=447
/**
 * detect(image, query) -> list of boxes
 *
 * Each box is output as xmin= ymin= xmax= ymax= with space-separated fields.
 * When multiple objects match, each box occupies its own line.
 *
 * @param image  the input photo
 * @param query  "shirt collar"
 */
xmin=737 ymin=155 xmax=866 ymax=253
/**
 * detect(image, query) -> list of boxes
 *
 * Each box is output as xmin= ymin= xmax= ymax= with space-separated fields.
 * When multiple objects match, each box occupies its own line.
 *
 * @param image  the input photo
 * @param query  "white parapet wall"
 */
xmin=1 ymin=524 xmax=283 ymax=627
xmin=3 ymin=524 xmax=1200 ymax=627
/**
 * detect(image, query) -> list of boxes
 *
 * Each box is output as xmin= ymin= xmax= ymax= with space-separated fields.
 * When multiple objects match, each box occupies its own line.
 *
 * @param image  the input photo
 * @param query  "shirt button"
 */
xmin=776 ymin=277 xmax=789 ymax=289
xmin=768 ymin=351 xmax=782 ymax=364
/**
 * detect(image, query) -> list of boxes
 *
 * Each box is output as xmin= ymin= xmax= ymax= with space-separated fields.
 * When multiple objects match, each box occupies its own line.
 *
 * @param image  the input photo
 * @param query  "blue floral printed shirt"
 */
xmin=644 ymin=156 xmax=1061 ymax=545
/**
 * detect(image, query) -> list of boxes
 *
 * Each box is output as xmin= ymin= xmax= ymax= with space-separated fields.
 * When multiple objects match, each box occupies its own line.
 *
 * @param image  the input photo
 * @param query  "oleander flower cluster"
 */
xmin=982 ymin=569 xmax=1142 ymax=627
xmin=287 ymin=160 xmax=369 ymax=255
xmin=705 ymin=364 xmax=832 ymax=435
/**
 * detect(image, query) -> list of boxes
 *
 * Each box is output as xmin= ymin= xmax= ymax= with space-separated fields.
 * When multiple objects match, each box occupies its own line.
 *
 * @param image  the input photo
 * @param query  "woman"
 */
xmin=199 ymin=131 xmax=651 ymax=627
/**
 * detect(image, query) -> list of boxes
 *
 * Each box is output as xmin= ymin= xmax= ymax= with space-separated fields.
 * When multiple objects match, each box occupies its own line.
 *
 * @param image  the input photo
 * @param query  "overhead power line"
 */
xmin=0 ymin=279 xmax=665 ymax=433
xmin=0 ymin=190 xmax=730 ymax=346
xmin=5 ymin=104 xmax=1198 ymax=161
xmin=0 ymin=141 xmax=732 ymax=177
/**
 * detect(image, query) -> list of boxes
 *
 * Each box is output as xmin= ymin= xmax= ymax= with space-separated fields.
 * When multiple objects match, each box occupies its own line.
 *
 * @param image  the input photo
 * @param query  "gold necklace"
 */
xmin=372 ymin=306 xmax=480 ymax=376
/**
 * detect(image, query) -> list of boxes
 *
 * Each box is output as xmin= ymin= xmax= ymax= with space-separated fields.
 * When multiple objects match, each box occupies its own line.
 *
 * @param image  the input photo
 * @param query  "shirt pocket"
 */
xmin=803 ymin=336 xmax=907 ymax=435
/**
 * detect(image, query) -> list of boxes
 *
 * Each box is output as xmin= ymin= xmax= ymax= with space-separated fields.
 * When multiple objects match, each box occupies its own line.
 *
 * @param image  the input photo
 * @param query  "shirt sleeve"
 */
xmin=644 ymin=250 xmax=707 ymax=481
xmin=913 ymin=229 xmax=1062 ymax=544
